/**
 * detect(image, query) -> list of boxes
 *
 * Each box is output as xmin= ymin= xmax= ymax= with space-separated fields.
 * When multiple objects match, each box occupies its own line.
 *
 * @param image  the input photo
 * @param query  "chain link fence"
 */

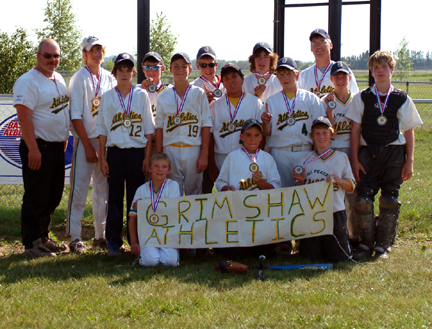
xmin=1 ymin=79 xmax=431 ymax=237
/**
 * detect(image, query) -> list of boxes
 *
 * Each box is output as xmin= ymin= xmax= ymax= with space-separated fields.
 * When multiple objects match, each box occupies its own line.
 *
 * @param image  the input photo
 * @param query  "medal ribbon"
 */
xmin=173 ymin=85 xmax=192 ymax=115
xmin=281 ymin=89 xmax=298 ymax=116
xmin=242 ymin=147 xmax=259 ymax=164
xmin=255 ymin=71 xmax=270 ymax=77
xmin=156 ymin=81 xmax=162 ymax=91
xmin=85 ymin=65 xmax=102 ymax=98
xmin=199 ymin=75 xmax=221 ymax=89
xmin=302 ymin=148 xmax=332 ymax=166
xmin=314 ymin=61 xmax=333 ymax=91
xmin=150 ymin=179 xmax=167 ymax=212
xmin=115 ymin=85 xmax=134 ymax=118
xmin=226 ymin=92 xmax=244 ymax=122
xmin=373 ymin=85 xmax=393 ymax=116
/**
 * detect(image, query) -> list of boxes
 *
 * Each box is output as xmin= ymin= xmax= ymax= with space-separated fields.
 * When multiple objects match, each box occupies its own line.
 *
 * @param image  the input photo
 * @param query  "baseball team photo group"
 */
xmin=1 ymin=0 xmax=431 ymax=326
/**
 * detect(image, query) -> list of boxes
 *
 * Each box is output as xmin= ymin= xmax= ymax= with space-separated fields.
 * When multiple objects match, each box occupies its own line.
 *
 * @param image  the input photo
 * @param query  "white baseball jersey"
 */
xmin=155 ymin=85 xmax=212 ymax=147
xmin=298 ymin=63 xmax=359 ymax=95
xmin=321 ymin=93 xmax=354 ymax=149
xmin=69 ymin=67 xmax=117 ymax=139
xmin=210 ymin=93 xmax=263 ymax=155
xmin=96 ymin=86 xmax=155 ymax=148
xmin=215 ymin=148 xmax=281 ymax=191
xmin=243 ymin=74 xmax=282 ymax=102
xmin=129 ymin=178 xmax=180 ymax=217
xmin=13 ymin=69 xmax=70 ymax=142
xmin=264 ymin=89 xmax=326 ymax=148
xmin=300 ymin=150 xmax=355 ymax=212
xmin=137 ymin=83 xmax=169 ymax=118
xmin=191 ymin=75 xmax=226 ymax=99
xmin=129 ymin=178 xmax=180 ymax=267
xmin=346 ymin=87 xmax=423 ymax=146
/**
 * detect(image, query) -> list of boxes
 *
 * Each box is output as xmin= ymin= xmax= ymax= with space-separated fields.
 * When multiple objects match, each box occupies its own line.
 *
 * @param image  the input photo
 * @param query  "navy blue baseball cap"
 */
xmin=277 ymin=57 xmax=298 ymax=71
xmin=309 ymin=28 xmax=331 ymax=41
xmin=197 ymin=46 xmax=216 ymax=60
xmin=221 ymin=63 xmax=244 ymax=78
xmin=241 ymin=118 xmax=263 ymax=133
xmin=171 ymin=52 xmax=191 ymax=64
xmin=142 ymin=51 xmax=162 ymax=63
xmin=115 ymin=53 xmax=135 ymax=66
xmin=253 ymin=42 xmax=272 ymax=54
xmin=331 ymin=61 xmax=350 ymax=76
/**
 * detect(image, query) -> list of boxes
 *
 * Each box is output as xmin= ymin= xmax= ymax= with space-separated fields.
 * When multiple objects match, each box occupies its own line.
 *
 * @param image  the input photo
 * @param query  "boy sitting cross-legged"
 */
xmin=129 ymin=153 xmax=180 ymax=267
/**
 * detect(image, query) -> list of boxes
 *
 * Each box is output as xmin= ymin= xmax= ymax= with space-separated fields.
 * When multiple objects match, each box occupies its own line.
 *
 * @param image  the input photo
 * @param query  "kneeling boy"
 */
xmin=215 ymin=119 xmax=281 ymax=258
xmin=293 ymin=117 xmax=355 ymax=262
xmin=129 ymin=153 xmax=180 ymax=266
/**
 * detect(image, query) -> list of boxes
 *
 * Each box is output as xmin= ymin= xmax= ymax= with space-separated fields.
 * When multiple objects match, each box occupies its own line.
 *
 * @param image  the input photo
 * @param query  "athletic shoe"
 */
xmin=24 ymin=238 xmax=56 ymax=257
xmin=92 ymin=238 xmax=107 ymax=249
xmin=374 ymin=246 xmax=391 ymax=259
xmin=41 ymin=237 xmax=68 ymax=253
xmin=353 ymin=244 xmax=373 ymax=260
xmin=107 ymin=241 xmax=121 ymax=256
xmin=69 ymin=239 xmax=86 ymax=254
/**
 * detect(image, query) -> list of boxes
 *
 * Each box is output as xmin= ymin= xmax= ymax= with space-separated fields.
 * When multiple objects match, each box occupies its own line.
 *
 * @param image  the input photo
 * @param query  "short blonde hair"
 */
xmin=82 ymin=46 xmax=106 ymax=65
xmin=149 ymin=153 xmax=171 ymax=168
xmin=368 ymin=50 xmax=396 ymax=71
xmin=309 ymin=123 xmax=335 ymax=140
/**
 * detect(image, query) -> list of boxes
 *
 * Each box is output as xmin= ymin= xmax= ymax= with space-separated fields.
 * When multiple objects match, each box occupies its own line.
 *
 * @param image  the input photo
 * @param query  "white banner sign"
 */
xmin=0 ymin=98 xmax=73 ymax=184
xmin=138 ymin=181 xmax=334 ymax=249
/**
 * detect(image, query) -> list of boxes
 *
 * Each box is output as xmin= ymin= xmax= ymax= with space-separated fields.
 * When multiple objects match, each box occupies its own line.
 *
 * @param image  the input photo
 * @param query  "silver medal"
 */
xmin=328 ymin=100 xmax=337 ymax=109
xmin=287 ymin=116 xmax=296 ymax=126
xmin=173 ymin=115 xmax=182 ymax=125
xmin=123 ymin=119 xmax=131 ymax=127
xmin=214 ymin=88 xmax=223 ymax=98
xmin=257 ymin=77 xmax=267 ymax=86
xmin=377 ymin=115 xmax=387 ymax=126
xmin=227 ymin=122 xmax=236 ymax=132
xmin=249 ymin=163 xmax=259 ymax=173
xmin=294 ymin=165 xmax=304 ymax=175
xmin=149 ymin=213 xmax=159 ymax=224
xmin=148 ymin=84 xmax=157 ymax=93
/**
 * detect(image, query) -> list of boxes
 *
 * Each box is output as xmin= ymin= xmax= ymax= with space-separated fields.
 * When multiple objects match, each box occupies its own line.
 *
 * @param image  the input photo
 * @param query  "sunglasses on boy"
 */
xmin=39 ymin=52 xmax=61 ymax=59
xmin=198 ymin=62 xmax=217 ymax=68
xmin=143 ymin=64 xmax=162 ymax=71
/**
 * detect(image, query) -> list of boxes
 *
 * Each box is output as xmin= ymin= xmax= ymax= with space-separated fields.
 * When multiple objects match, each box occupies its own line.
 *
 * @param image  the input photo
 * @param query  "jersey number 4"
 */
xmin=301 ymin=123 xmax=308 ymax=136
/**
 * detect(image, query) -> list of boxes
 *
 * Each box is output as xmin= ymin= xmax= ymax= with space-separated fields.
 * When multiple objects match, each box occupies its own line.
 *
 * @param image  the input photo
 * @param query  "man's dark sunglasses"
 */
xmin=39 ymin=52 xmax=61 ymax=59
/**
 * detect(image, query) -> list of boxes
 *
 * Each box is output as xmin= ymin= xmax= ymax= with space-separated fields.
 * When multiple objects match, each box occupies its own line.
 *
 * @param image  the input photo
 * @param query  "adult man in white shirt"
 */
xmin=13 ymin=39 xmax=70 ymax=257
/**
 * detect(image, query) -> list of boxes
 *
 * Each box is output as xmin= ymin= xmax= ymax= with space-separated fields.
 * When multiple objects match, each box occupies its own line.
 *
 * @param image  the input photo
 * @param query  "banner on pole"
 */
xmin=138 ymin=181 xmax=334 ymax=249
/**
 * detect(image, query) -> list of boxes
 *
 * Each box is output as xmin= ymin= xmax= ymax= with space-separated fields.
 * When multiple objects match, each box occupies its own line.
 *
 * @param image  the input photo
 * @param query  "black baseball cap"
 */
xmin=142 ymin=51 xmax=162 ymax=64
xmin=309 ymin=28 xmax=331 ymax=41
xmin=331 ymin=61 xmax=350 ymax=76
xmin=221 ymin=63 xmax=244 ymax=79
xmin=312 ymin=116 xmax=332 ymax=128
xmin=276 ymin=57 xmax=298 ymax=71
xmin=197 ymin=46 xmax=216 ymax=60
xmin=115 ymin=53 xmax=135 ymax=66
xmin=171 ymin=52 xmax=191 ymax=64
xmin=253 ymin=42 xmax=272 ymax=54
xmin=241 ymin=118 xmax=263 ymax=133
